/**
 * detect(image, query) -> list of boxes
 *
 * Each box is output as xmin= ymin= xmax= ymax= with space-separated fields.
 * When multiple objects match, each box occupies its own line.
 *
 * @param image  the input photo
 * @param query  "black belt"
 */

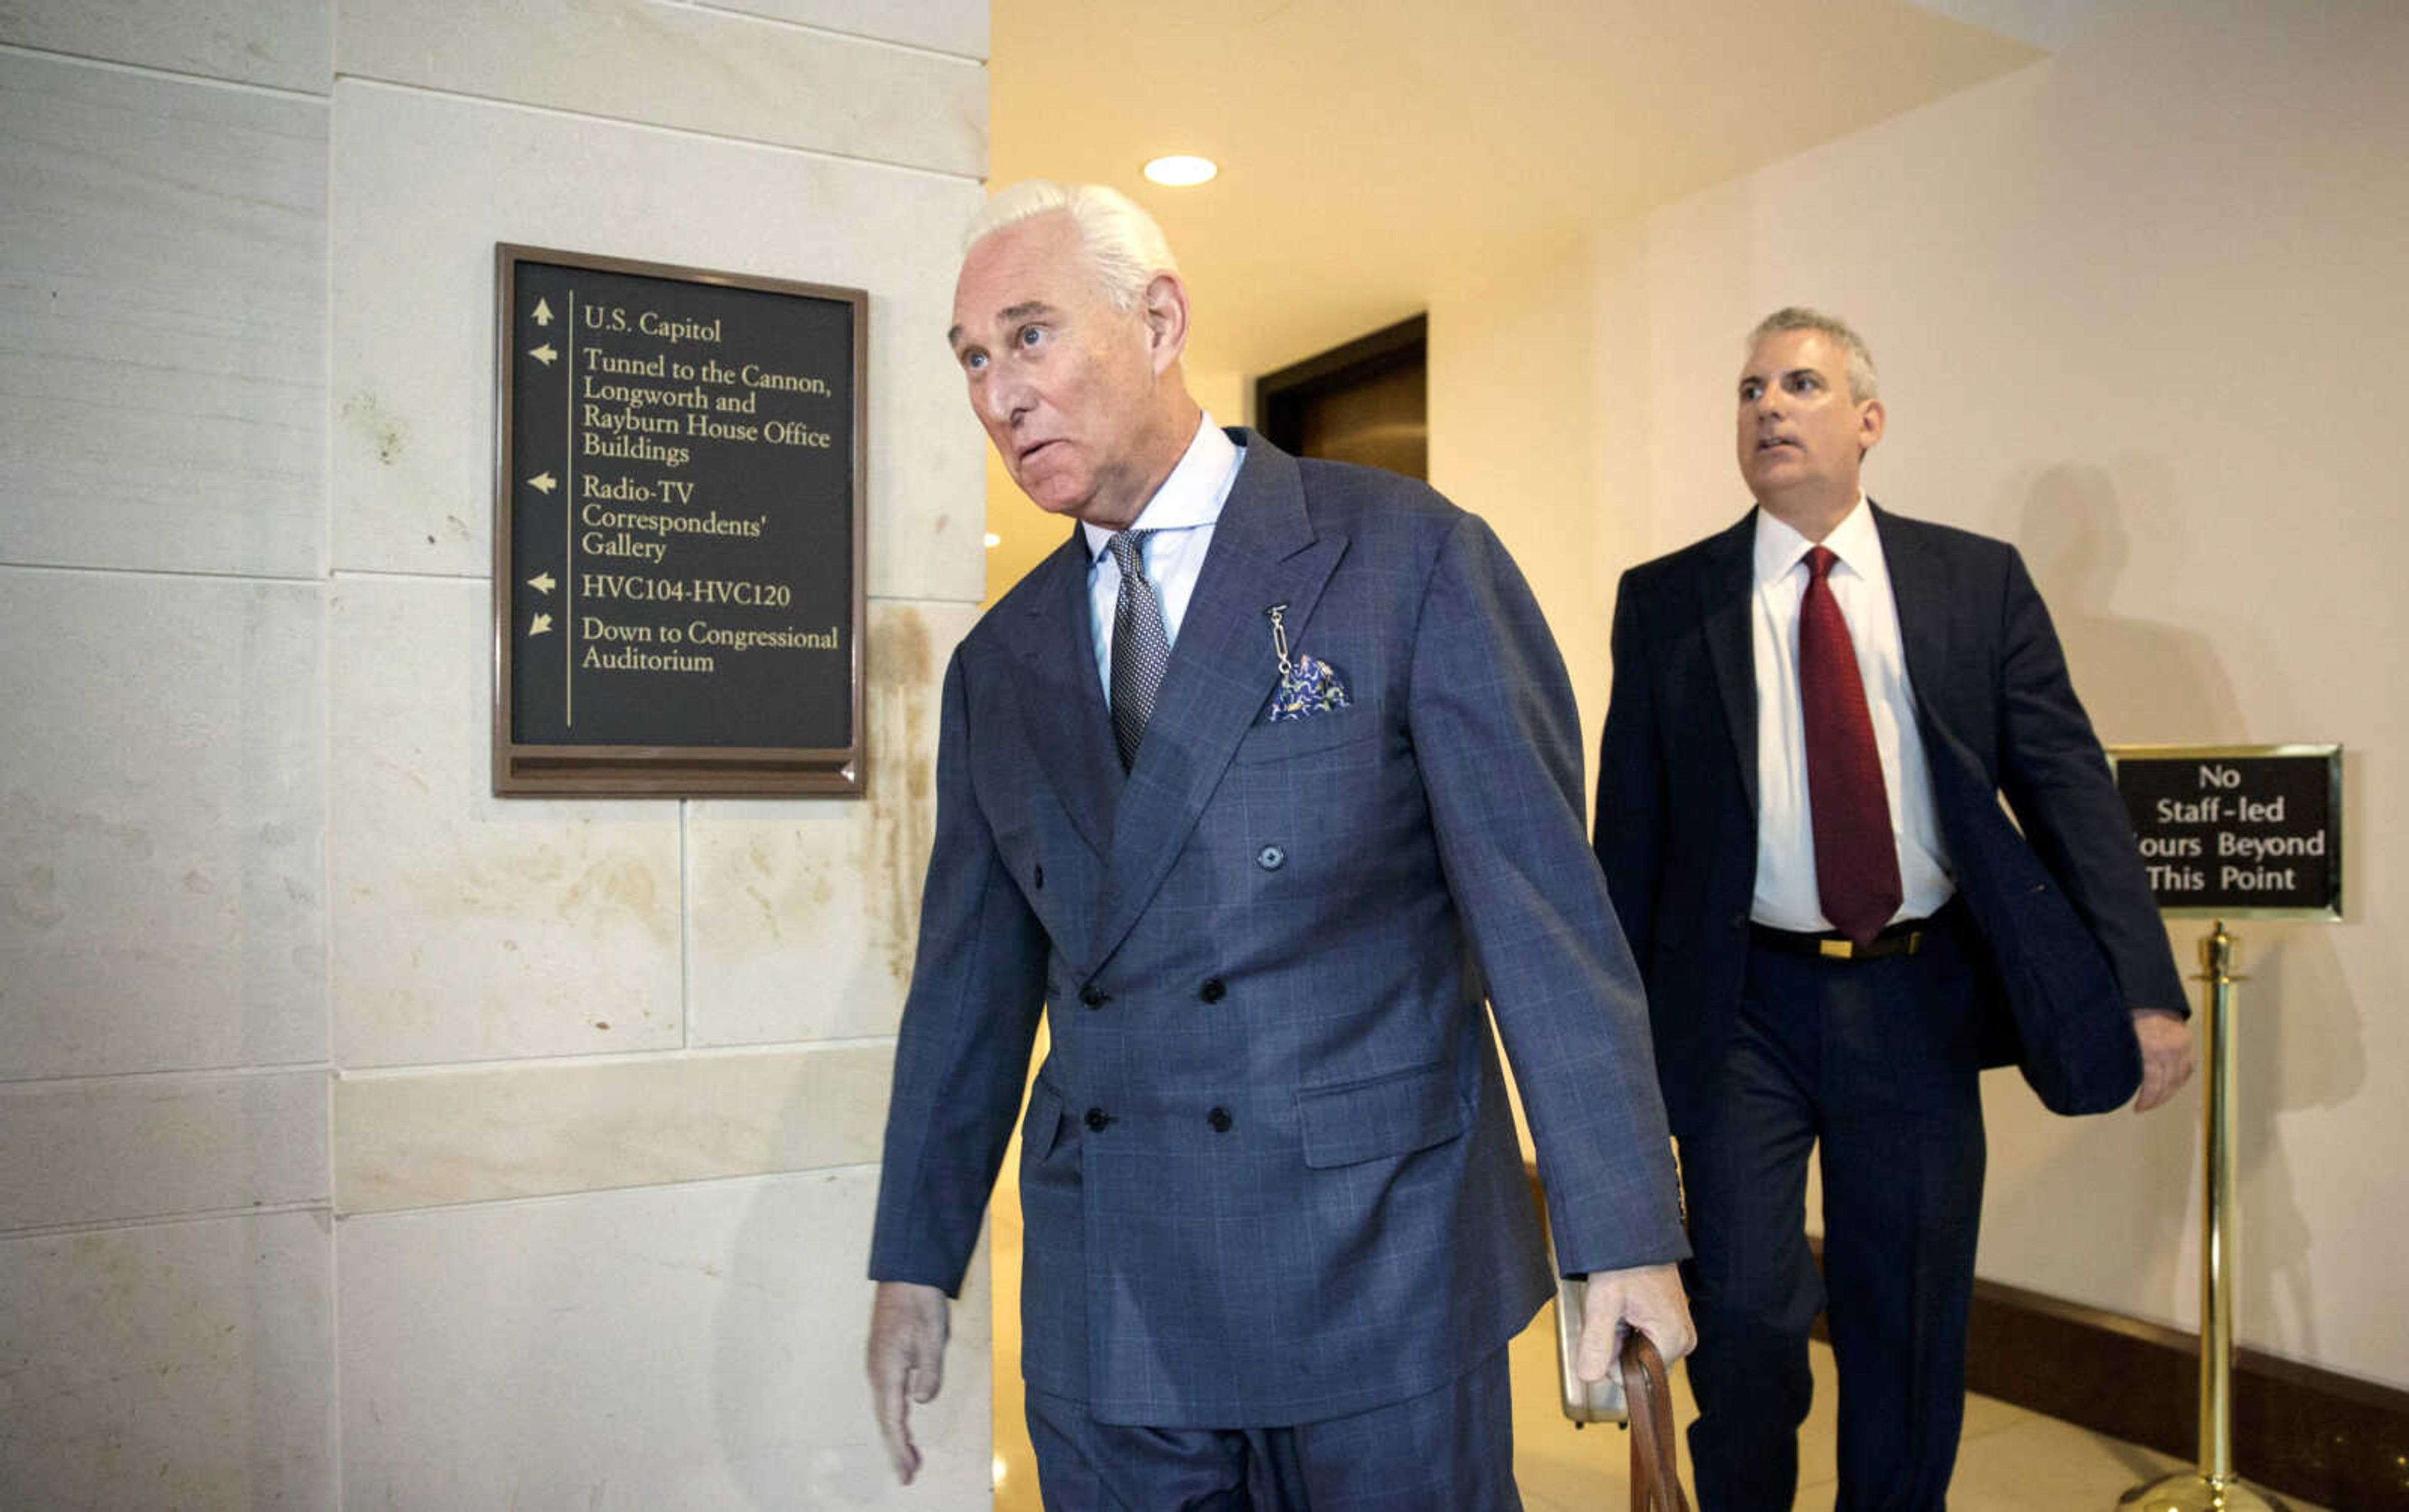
xmin=1748 ymin=902 xmax=1954 ymax=962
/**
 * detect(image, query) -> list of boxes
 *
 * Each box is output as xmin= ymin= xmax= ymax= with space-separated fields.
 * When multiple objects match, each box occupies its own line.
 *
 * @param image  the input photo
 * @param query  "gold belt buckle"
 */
xmin=1819 ymin=938 xmax=1856 ymax=960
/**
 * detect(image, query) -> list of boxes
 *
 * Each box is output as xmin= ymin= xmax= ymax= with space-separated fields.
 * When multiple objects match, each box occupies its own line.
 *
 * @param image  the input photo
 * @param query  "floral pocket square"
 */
xmin=1263 ymin=604 xmax=1351 ymax=721
xmin=1267 ymin=651 xmax=1351 ymax=721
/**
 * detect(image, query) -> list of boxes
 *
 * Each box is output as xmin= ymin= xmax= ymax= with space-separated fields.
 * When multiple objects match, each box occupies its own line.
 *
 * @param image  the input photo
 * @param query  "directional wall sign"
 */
xmin=2108 ymin=744 xmax=2343 ymax=920
xmin=492 ymin=245 xmax=866 ymax=797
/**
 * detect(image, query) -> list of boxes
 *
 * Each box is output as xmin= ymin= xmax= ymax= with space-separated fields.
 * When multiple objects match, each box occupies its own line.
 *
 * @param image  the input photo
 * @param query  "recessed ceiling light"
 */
xmin=1144 ymin=154 xmax=1218 ymax=188
xmin=983 ymin=532 xmax=1002 ymax=549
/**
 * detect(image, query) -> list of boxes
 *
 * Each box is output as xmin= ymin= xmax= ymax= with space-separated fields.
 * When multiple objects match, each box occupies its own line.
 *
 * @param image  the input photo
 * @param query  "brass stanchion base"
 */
xmin=2119 ymin=1470 xmax=2290 ymax=1511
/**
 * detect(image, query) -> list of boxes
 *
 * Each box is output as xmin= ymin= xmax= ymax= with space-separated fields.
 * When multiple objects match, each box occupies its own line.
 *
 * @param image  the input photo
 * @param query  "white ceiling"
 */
xmin=989 ymin=0 xmax=2047 ymax=381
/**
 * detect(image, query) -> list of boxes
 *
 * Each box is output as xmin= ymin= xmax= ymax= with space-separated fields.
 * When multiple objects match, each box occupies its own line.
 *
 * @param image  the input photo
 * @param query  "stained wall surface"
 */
xmin=0 ymin=2 xmax=993 ymax=1503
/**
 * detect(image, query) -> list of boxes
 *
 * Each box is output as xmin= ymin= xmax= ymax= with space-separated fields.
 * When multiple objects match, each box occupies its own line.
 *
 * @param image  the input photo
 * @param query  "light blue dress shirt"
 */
xmin=1078 ymin=415 xmax=1244 ymax=705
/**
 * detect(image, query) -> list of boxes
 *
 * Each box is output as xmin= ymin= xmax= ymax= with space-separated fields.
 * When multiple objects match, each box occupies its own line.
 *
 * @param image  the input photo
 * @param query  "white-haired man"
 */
xmin=864 ymin=180 xmax=1692 ymax=1507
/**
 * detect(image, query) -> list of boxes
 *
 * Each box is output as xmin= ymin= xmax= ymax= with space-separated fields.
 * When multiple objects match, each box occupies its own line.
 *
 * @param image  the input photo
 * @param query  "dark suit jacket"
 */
xmin=870 ymin=431 xmax=1686 ymax=1429
xmin=1593 ymin=503 xmax=2186 ymax=1134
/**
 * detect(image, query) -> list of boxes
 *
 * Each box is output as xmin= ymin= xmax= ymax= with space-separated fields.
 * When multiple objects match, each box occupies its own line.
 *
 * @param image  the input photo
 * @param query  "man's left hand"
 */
xmin=1573 ymin=1261 xmax=1694 ymax=1381
xmin=2132 ymin=1009 xmax=2195 ymax=1113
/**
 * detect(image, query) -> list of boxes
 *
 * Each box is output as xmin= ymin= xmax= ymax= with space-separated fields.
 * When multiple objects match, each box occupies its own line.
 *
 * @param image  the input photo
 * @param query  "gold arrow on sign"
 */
xmin=529 ymin=612 xmax=553 ymax=636
xmin=526 ymin=572 xmax=556 ymax=594
xmin=531 ymin=297 xmax=554 ymax=327
xmin=527 ymin=472 xmax=556 ymax=494
xmin=529 ymin=343 xmax=558 ymax=366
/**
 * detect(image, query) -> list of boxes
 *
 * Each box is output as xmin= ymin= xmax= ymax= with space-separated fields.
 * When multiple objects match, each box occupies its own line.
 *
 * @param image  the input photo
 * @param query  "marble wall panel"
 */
xmin=334 ymin=1043 xmax=891 ymax=1213
xmin=701 ymin=0 xmax=989 ymax=58
xmin=686 ymin=600 xmax=976 ymax=1044
xmin=328 ymin=575 xmax=683 ymax=1067
xmin=0 ymin=1211 xmax=334 ymax=1509
xmin=339 ymin=1169 xmax=992 ymax=1508
xmin=0 ymin=0 xmax=332 ymax=92
xmin=0 ymin=1070 xmax=327 ymax=1232
xmin=0 ymin=51 xmax=326 ymax=578
xmin=0 ymin=567 xmax=326 ymax=1080
xmin=329 ymin=80 xmax=987 ymax=604
xmin=337 ymin=0 xmax=982 ymax=176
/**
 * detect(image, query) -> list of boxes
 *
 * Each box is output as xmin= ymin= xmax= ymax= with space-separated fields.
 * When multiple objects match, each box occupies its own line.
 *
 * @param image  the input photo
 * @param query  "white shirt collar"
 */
xmin=1080 ymin=414 xmax=1240 ymax=559
xmin=1753 ymin=494 xmax=1877 ymax=588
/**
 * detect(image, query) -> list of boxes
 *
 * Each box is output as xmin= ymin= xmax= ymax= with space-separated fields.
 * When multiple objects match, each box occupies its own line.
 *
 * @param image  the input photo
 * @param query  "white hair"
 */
xmin=1749 ymin=306 xmax=1880 ymax=403
xmin=962 ymin=179 xmax=1178 ymax=314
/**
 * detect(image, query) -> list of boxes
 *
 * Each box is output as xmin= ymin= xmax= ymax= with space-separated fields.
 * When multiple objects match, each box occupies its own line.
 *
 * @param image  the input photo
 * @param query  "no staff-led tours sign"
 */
xmin=2109 ymin=744 xmax=2342 ymax=920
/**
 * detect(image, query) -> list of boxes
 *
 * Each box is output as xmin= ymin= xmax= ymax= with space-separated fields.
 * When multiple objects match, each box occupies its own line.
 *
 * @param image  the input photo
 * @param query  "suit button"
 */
xmin=1078 ymin=984 xmax=1110 ymax=1009
xmin=1206 ymin=1107 xmax=1233 ymax=1133
xmin=1199 ymin=977 xmax=1226 ymax=1004
xmin=1255 ymin=845 xmax=1286 ymax=871
xmin=1085 ymin=1107 xmax=1112 ymax=1132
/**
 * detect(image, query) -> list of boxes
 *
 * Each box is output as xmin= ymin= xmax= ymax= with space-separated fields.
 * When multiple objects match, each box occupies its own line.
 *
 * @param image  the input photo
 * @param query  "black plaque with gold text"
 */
xmin=494 ymin=246 xmax=865 ymax=796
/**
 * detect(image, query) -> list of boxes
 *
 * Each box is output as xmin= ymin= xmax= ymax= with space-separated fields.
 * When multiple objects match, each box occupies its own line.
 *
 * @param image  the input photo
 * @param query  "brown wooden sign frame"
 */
xmin=492 ymin=244 xmax=868 ymax=797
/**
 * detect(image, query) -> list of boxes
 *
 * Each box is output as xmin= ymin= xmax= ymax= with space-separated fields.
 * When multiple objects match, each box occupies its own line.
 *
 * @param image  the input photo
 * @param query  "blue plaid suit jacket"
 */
xmin=869 ymin=430 xmax=1686 ymax=1429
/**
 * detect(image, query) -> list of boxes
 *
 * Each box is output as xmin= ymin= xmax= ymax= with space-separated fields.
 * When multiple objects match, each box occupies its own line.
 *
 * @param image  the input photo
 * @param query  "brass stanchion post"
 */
xmin=2120 ymin=923 xmax=2288 ymax=1511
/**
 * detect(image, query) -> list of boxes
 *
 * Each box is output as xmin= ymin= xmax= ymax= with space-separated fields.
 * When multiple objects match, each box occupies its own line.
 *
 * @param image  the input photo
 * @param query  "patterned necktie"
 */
xmin=1798 ymin=545 xmax=1903 ymax=945
xmin=1107 ymin=530 xmax=1169 ymax=770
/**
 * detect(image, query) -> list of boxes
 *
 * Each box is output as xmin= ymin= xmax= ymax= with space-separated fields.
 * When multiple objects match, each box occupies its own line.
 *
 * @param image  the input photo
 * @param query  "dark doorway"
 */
xmin=1255 ymin=315 xmax=1427 ymax=481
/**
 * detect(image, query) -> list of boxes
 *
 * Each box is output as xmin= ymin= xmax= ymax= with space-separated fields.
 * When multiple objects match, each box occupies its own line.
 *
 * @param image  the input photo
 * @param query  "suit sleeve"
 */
xmin=1593 ymin=570 xmax=1664 ymax=966
xmin=1407 ymin=514 xmax=1688 ymax=1275
xmin=867 ymin=647 xmax=1050 ymax=1296
xmin=1991 ymin=548 xmax=2189 ymax=1016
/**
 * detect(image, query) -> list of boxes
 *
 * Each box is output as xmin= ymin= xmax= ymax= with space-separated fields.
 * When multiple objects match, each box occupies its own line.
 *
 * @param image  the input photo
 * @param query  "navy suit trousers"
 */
xmin=1679 ymin=910 xmax=1988 ymax=1512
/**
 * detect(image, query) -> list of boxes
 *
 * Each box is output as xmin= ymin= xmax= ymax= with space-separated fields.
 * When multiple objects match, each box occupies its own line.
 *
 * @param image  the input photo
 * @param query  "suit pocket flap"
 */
xmin=1298 ymin=1062 xmax=1467 ymax=1169
xmin=1233 ymin=711 xmax=1377 ymax=764
xmin=1023 ymin=1078 xmax=1067 ymax=1161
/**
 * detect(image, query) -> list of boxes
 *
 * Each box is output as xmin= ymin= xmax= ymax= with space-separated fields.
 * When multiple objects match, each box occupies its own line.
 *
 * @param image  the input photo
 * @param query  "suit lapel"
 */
xmin=1011 ymin=529 xmax=1120 ymax=860
xmin=1698 ymin=511 xmax=1760 ymax=816
xmin=1092 ymin=434 xmax=1345 ymax=972
xmin=1872 ymin=502 xmax=1955 ymax=721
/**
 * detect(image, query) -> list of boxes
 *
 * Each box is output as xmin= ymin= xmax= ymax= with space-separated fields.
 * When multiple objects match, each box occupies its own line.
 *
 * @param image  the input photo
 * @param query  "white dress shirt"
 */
xmin=1750 ymin=499 xmax=1955 ymax=932
xmin=1080 ymin=414 xmax=1243 ymax=703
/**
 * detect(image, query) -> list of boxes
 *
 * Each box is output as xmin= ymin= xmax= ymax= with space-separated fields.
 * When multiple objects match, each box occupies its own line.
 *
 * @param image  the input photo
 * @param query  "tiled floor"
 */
xmin=984 ymin=1182 xmax=2324 ymax=1510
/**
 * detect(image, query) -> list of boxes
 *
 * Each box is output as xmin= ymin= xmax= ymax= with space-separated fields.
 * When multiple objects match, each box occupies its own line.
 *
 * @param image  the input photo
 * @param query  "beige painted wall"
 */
xmin=0 ymin=1 xmax=994 ymax=1503
xmin=1429 ymin=0 xmax=2408 ymax=1390
xmin=1429 ymin=225 xmax=1657 ymax=781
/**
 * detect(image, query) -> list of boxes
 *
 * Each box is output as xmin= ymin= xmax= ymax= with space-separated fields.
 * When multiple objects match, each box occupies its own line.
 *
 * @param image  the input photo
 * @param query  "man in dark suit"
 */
xmin=863 ymin=179 xmax=1693 ymax=1508
xmin=1593 ymin=307 xmax=2196 ymax=1511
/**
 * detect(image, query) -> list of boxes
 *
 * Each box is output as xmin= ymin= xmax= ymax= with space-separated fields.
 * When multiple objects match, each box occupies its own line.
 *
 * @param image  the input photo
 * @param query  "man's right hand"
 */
xmin=866 ymin=1280 xmax=949 ymax=1484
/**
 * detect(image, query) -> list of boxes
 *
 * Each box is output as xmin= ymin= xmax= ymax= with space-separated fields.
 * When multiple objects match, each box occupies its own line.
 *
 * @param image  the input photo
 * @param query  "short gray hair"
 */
xmin=1748 ymin=307 xmax=1879 ymax=403
xmin=962 ymin=179 xmax=1178 ymax=314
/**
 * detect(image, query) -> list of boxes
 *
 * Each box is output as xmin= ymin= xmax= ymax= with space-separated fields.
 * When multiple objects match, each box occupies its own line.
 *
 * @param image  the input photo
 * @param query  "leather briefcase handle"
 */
xmin=1622 ymin=1333 xmax=1691 ymax=1512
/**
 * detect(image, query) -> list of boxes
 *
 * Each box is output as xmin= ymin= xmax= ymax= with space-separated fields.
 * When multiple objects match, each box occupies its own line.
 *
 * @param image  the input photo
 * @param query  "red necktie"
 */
xmin=1799 ymin=546 xmax=1903 ymax=945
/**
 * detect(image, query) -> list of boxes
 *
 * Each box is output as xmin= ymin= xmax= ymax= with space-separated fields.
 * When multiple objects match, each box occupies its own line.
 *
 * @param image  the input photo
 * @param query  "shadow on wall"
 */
xmin=1984 ymin=462 xmax=2366 ymax=1362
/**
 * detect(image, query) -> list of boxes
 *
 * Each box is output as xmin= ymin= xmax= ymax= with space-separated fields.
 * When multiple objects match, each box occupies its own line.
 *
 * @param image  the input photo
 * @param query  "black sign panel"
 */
xmin=494 ymin=246 xmax=865 ymax=796
xmin=2109 ymin=745 xmax=2342 ymax=919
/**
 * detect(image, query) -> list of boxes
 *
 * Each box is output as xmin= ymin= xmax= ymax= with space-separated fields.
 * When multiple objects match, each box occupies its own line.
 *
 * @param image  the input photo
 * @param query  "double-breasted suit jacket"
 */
xmin=871 ymin=430 xmax=1686 ymax=1429
xmin=1593 ymin=502 xmax=2188 ymax=1137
